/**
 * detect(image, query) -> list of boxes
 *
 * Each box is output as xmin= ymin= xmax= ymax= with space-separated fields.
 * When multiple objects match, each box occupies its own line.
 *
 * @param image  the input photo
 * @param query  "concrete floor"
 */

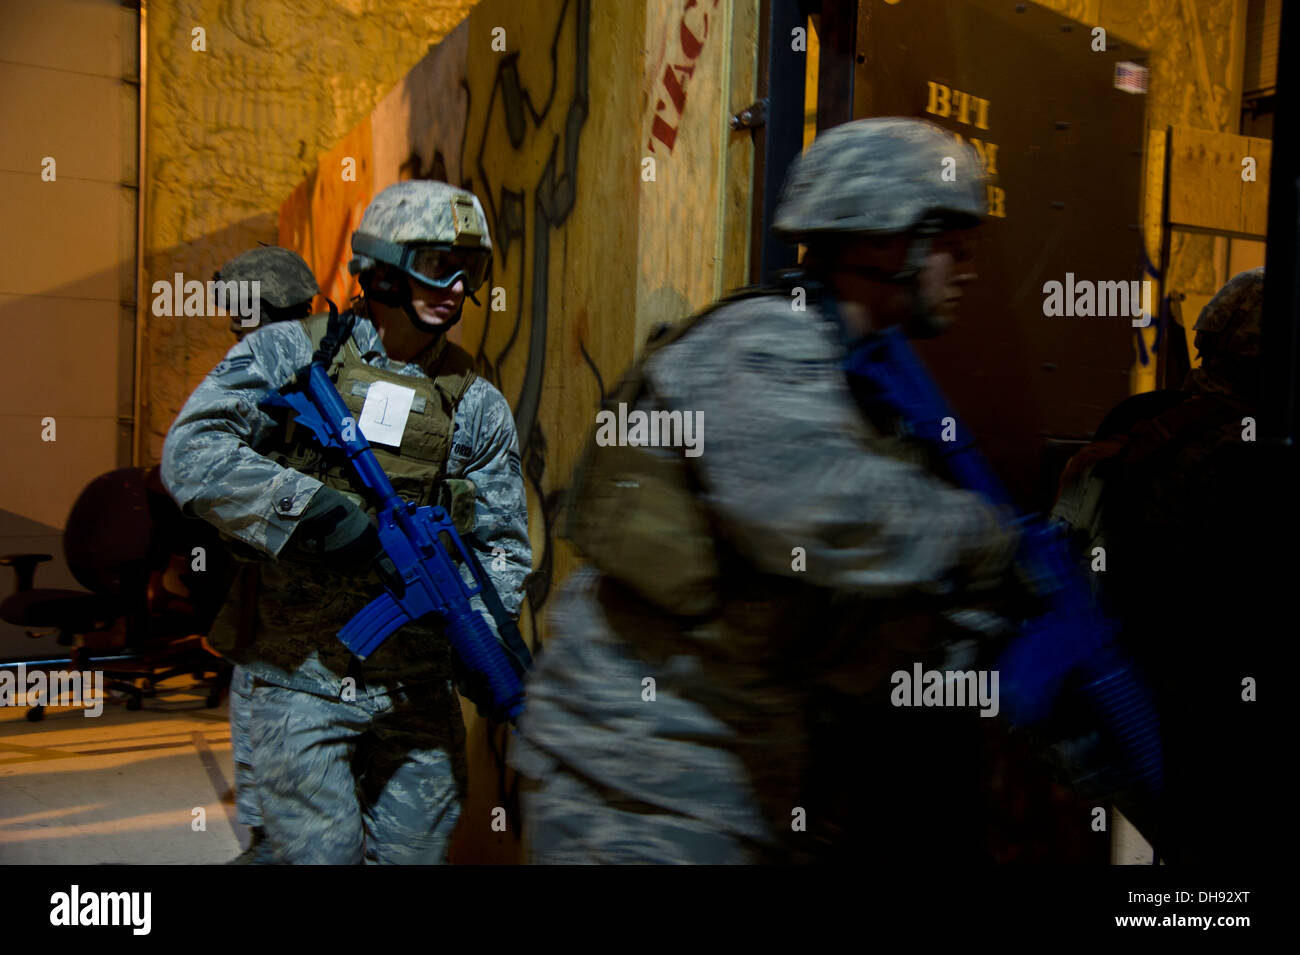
xmin=0 ymin=678 xmax=245 ymax=865
xmin=1 ymin=675 xmax=1156 ymax=865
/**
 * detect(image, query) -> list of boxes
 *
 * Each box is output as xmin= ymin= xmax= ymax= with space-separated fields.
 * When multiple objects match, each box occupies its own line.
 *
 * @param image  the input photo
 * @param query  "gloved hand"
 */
xmin=280 ymin=486 xmax=381 ymax=573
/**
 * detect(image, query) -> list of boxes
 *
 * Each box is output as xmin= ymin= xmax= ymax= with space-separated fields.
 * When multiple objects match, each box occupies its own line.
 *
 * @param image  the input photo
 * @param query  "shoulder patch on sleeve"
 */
xmin=210 ymin=355 xmax=254 ymax=378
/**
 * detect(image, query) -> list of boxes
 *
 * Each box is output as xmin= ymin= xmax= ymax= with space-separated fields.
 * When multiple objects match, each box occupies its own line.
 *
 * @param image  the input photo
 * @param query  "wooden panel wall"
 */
xmin=1167 ymin=125 xmax=1272 ymax=236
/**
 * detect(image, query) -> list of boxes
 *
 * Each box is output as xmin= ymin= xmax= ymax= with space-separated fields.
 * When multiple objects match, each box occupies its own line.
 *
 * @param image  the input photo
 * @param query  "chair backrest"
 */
xmin=62 ymin=466 xmax=236 ymax=640
xmin=143 ymin=466 xmax=233 ymax=632
xmin=63 ymin=468 xmax=156 ymax=601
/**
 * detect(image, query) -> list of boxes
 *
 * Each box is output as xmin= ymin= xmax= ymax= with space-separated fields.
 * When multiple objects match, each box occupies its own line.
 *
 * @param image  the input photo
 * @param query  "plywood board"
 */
xmin=636 ymin=0 xmax=734 ymax=345
xmin=1168 ymin=125 xmax=1271 ymax=237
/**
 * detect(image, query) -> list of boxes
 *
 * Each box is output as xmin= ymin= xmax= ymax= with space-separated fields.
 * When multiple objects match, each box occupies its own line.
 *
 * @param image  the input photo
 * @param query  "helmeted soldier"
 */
xmin=210 ymin=244 xmax=322 ymax=864
xmin=1186 ymin=267 xmax=1264 ymax=402
xmin=508 ymin=118 xmax=1020 ymax=863
xmin=1051 ymin=267 xmax=1274 ymax=863
xmin=215 ymin=245 xmax=321 ymax=341
xmin=163 ymin=180 xmax=531 ymax=864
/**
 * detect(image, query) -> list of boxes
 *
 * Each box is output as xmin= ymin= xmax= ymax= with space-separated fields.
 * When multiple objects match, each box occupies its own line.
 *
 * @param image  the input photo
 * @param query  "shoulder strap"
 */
xmin=302 ymin=311 xmax=331 ymax=352
xmin=299 ymin=308 xmax=355 ymax=379
xmin=429 ymin=341 xmax=478 ymax=406
xmin=564 ymin=287 xmax=783 ymax=545
xmin=613 ymin=285 xmax=782 ymax=405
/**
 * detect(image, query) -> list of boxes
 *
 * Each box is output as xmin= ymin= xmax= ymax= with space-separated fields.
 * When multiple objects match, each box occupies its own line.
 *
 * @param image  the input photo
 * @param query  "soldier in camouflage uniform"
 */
xmin=1051 ymin=268 xmax=1277 ymax=863
xmin=208 ymin=245 xmax=321 ymax=863
xmin=509 ymin=119 xmax=1021 ymax=863
xmin=163 ymin=181 xmax=531 ymax=864
xmin=216 ymin=245 xmax=320 ymax=342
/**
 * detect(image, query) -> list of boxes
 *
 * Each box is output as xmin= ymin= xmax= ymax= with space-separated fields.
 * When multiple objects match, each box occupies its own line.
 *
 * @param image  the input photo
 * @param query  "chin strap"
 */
xmin=399 ymin=298 xmax=465 ymax=336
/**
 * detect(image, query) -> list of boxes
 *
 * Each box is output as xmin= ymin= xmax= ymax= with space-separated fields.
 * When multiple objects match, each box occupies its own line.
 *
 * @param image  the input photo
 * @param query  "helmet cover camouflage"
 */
xmin=1193 ymin=267 xmax=1264 ymax=363
xmin=216 ymin=246 xmax=319 ymax=309
xmin=349 ymin=180 xmax=493 ymax=285
xmin=772 ymin=117 xmax=986 ymax=242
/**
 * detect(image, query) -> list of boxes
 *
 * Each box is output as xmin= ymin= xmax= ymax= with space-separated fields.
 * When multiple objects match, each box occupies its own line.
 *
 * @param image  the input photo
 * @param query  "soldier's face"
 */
xmin=915 ymin=229 xmax=979 ymax=333
xmin=406 ymin=273 xmax=466 ymax=328
xmin=830 ymin=230 xmax=977 ymax=334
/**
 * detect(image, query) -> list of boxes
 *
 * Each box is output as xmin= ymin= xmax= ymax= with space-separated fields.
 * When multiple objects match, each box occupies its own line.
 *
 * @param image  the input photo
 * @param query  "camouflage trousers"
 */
xmin=509 ymin=568 xmax=807 ymax=865
xmin=229 ymin=666 xmax=261 ymax=828
xmin=244 ymin=674 xmax=467 ymax=864
xmin=515 ymin=760 xmax=779 ymax=864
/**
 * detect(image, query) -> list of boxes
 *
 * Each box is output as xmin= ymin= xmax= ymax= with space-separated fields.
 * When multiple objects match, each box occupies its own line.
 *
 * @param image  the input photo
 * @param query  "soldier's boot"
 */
xmin=226 ymin=826 xmax=275 ymax=864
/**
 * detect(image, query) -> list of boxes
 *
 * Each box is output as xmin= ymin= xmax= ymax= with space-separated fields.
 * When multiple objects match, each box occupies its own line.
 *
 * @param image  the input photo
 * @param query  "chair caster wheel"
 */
xmin=126 ymin=696 xmax=142 ymax=711
xmin=26 ymin=706 xmax=44 ymax=722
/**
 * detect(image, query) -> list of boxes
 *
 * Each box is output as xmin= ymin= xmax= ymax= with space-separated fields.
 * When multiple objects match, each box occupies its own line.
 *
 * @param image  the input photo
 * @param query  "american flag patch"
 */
xmin=1114 ymin=61 xmax=1149 ymax=94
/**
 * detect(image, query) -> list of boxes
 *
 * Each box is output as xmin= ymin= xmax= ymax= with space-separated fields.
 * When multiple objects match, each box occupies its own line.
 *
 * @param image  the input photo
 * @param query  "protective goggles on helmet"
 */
xmin=351 ymin=233 xmax=491 ymax=292
xmin=406 ymin=244 xmax=490 ymax=291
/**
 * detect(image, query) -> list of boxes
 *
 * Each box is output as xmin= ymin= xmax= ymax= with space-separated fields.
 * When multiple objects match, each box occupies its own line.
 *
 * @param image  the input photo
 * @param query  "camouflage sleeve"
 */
xmin=649 ymin=302 xmax=1017 ymax=596
xmin=160 ymin=323 xmax=327 ymax=559
xmin=447 ymin=378 xmax=532 ymax=619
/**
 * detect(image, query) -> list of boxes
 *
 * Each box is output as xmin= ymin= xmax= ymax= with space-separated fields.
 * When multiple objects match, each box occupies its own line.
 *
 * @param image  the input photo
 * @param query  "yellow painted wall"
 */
xmin=141 ymin=0 xmax=479 ymax=466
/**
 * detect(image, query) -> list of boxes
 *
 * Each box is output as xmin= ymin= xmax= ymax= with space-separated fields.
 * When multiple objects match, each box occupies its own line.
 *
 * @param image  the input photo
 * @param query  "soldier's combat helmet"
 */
xmin=217 ymin=246 xmax=320 ymax=309
xmin=1188 ymin=267 xmax=1265 ymax=400
xmin=348 ymin=180 xmax=492 ymax=332
xmin=215 ymin=246 xmax=320 ymax=339
xmin=773 ymin=117 xmax=985 ymax=241
xmin=774 ymin=118 xmax=986 ymax=337
xmin=1193 ymin=267 xmax=1264 ymax=363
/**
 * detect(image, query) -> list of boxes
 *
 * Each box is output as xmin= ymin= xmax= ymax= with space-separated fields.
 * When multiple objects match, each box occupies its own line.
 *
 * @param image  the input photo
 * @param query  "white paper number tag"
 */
xmin=357 ymin=381 xmax=416 ymax=447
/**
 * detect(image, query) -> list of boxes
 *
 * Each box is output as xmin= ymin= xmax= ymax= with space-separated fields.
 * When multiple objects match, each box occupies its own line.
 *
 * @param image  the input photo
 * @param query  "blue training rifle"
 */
xmin=845 ymin=325 xmax=1163 ymax=801
xmin=260 ymin=315 xmax=526 ymax=725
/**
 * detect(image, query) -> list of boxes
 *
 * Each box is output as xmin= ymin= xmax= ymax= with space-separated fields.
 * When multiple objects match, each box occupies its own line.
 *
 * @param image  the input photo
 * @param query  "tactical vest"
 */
xmin=266 ymin=311 xmax=478 ymax=523
xmin=565 ymin=290 xmax=782 ymax=618
xmin=209 ymin=312 xmax=483 ymax=658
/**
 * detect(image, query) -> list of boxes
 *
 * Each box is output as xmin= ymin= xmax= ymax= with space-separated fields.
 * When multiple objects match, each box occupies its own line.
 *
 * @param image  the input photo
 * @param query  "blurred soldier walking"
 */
xmin=1053 ymin=268 xmax=1280 ymax=863
xmin=163 ymin=182 xmax=531 ymax=864
xmin=509 ymin=118 xmax=1021 ymax=863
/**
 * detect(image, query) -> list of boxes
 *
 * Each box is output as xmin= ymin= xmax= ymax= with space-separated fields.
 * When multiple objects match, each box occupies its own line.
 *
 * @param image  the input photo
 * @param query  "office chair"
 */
xmin=0 ymin=466 xmax=234 ymax=721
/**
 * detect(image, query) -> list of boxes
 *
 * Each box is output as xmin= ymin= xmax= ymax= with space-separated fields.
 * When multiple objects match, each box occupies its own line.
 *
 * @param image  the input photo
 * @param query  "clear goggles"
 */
xmin=352 ymin=233 xmax=490 ymax=292
xmin=402 ymin=244 xmax=491 ymax=292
